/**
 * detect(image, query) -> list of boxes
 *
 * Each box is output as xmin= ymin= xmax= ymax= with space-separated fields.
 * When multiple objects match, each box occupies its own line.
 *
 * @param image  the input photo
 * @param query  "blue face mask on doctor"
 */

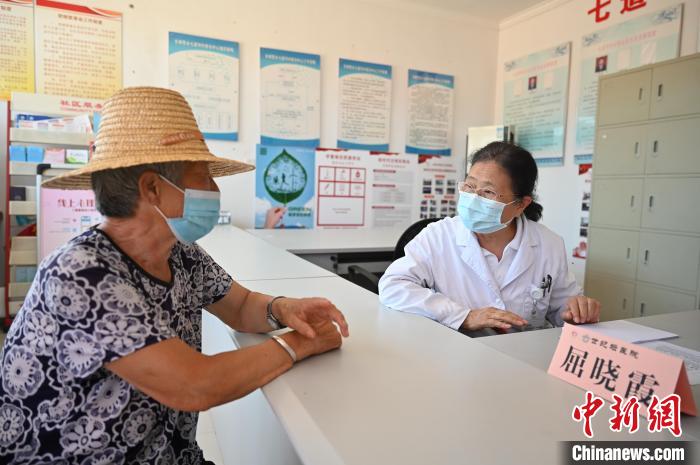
xmin=154 ymin=175 xmax=221 ymax=244
xmin=457 ymin=191 xmax=517 ymax=234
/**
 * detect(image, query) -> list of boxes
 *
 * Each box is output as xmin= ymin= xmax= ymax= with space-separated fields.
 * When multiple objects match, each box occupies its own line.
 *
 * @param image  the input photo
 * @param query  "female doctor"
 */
xmin=378 ymin=142 xmax=600 ymax=334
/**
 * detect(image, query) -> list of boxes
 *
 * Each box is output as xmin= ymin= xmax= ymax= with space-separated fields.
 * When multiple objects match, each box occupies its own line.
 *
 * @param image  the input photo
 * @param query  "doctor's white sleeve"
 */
xmin=546 ymin=239 xmax=583 ymax=327
xmin=378 ymin=240 xmax=469 ymax=330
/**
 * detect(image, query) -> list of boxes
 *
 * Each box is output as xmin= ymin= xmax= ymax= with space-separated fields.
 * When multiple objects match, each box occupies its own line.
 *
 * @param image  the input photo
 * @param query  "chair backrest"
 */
xmin=393 ymin=218 xmax=442 ymax=260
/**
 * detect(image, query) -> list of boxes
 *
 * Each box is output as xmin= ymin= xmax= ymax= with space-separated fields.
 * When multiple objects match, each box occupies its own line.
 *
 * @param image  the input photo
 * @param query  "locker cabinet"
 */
xmin=649 ymin=56 xmax=700 ymax=119
xmin=597 ymin=69 xmax=651 ymax=125
xmin=586 ymin=54 xmax=700 ymax=321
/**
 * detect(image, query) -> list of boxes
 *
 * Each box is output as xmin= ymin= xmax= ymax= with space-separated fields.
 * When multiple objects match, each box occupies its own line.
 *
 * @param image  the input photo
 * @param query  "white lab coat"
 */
xmin=378 ymin=215 xmax=581 ymax=331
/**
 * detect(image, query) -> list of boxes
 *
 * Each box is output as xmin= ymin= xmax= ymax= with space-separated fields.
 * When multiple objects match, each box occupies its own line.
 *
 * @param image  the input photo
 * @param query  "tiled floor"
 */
xmin=0 ymin=329 xmax=224 ymax=464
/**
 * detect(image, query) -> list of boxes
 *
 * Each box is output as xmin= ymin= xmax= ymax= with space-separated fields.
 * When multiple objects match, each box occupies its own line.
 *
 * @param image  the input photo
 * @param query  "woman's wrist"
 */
xmin=280 ymin=332 xmax=311 ymax=362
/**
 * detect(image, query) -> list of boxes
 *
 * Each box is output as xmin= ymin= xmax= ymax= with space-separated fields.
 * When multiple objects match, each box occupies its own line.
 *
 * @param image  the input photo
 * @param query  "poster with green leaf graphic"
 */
xmin=255 ymin=145 xmax=315 ymax=228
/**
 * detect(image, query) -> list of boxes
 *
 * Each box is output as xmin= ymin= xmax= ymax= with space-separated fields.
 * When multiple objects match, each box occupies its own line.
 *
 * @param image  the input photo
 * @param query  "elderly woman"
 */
xmin=0 ymin=87 xmax=349 ymax=464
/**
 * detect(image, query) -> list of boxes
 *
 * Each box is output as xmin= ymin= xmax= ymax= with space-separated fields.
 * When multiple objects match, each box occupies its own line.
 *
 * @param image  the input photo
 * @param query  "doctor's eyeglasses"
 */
xmin=458 ymin=181 xmax=505 ymax=201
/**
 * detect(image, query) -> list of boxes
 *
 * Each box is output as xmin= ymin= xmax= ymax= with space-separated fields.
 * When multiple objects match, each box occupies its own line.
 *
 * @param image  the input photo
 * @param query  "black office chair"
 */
xmin=346 ymin=218 xmax=442 ymax=294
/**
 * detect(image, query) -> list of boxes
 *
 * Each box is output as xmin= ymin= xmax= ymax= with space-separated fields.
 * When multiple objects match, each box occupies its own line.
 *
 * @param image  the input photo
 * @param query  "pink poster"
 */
xmin=39 ymin=188 xmax=102 ymax=261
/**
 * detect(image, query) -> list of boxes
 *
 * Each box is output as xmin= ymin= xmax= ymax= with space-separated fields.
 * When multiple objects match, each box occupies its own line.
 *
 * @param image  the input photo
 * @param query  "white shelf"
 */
xmin=11 ymin=236 xmax=37 ymax=251
xmin=9 ymin=200 xmax=36 ymax=215
xmin=9 ymin=249 xmax=37 ymax=266
xmin=10 ymin=127 xmax=93 ymax=146
xmin=8 ymin=301 xmax=23 ymax=316
xmin=8 ymin=282 xmax=31 ymax=298
xmin=9 ymin=161 xmax=86 ymax=175
xmin=9 ymin=161 xmax=38 ymax=175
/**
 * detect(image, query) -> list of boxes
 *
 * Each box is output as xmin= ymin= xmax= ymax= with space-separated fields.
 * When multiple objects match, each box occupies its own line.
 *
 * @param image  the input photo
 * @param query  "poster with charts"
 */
xmin=366 ymin=152 xmax=417 ymax=228
xmin=255 ymin=145 xmax=315 ymax=229
xmin=315 ymin=149 xmax=417 ymax=229
xmin=338 ymin=58 xmax=392 ymax=151
xmin=574 ymin=4 xmax=682 ymax=164
xmin=169 ymin=32 xmax=239 ymax=141
xmin=406 ymin=69 xmax=454 ymax=156
xmin=260 ymin=48 xmax=321 ymax=147
xmin=572 ymin=163 xmax=592 ymax=260
xmin=0 ymin=0 xmax=34 ymax=100
xmin=35 ymin=0 xmax=122 ymax=100
xmin=503 ymin=43 xmax=571 ymax=166
xmin=417 ymin=155 xmax=460 ymax=220
xmin=316 ymin=149 xmax=368 ymax=228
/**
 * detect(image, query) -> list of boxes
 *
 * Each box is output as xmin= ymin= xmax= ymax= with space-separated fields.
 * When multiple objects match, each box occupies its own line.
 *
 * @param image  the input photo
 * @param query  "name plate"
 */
xmin=548 ymin=323 xmax=696 ymax=417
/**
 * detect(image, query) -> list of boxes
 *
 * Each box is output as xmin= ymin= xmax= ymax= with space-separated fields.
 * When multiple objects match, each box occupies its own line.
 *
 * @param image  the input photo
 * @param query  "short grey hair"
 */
xmin=91 ymin=162 xmax=185 ymax=218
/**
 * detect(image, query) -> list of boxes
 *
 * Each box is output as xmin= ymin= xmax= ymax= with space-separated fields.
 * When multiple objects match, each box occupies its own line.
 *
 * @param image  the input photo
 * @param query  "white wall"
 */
xmin=63 ymin=0 xmax=500 ymax=228
xmin=494 ymin=0 xmax=700 ymax=282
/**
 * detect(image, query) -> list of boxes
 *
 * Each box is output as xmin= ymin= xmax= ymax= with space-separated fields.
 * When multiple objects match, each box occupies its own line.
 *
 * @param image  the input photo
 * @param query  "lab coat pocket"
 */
xmin=523 ymin=284 xmax=550 ymax=329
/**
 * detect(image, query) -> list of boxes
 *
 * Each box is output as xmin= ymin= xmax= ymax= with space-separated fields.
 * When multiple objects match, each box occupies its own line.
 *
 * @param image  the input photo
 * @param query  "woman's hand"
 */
xmin=461 ymin=307 xmax=527 ymax=331
xmin=273 ymin=297 xmax=350 ymax=339
xmin=280 ymin=320 xmax=343 ymax=361
xmin=561 ymin=295 xmax=601 ymax=324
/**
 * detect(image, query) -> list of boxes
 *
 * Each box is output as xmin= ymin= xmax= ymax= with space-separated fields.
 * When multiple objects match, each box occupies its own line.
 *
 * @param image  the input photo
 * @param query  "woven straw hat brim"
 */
xmin=41 ymin=86 xmax=255 ymax=190
xmin=41 ymin=153 xmax=254 ymax=190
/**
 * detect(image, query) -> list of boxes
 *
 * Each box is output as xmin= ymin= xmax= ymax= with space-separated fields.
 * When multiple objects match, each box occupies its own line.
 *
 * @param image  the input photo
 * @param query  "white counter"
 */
xmin=201 ymin=227 xmax=698 ymax=465
xmin=198 ymin=226 xmax=335 ymax=281
xmin=246 ymin=227 xmax=402 ymax=254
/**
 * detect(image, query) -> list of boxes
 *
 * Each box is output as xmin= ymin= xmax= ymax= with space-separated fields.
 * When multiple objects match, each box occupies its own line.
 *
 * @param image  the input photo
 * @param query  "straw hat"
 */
xmin=42 ymin=86 xmax=254 ymax=189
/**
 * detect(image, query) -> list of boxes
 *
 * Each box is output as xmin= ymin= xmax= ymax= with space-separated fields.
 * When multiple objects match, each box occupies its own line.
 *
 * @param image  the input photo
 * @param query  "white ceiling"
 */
xmin=387 ymin=0 xmax=549 ymax=21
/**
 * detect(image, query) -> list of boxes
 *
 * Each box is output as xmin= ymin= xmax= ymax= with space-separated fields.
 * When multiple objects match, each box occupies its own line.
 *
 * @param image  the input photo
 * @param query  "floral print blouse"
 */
xmin=0 ymin=227 xmax=232 ymax=464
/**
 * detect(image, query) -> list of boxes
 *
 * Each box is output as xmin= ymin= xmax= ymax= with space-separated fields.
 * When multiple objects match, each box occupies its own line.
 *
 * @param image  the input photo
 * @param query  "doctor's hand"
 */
xmin=461 ymin=307 xmax=528 ymax=331
xmin=272 ymin=297 xmax=350 ymax=339
xmin=561 ymin=295 xmax=601 ymax=324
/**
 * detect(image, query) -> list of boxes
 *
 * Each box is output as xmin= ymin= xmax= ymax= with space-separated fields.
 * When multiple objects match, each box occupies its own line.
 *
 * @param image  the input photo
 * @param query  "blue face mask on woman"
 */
xmin=457 ymin=191 xmax=516 ymax=234
xmin=154 ymin=175 xmax=221 ymax=244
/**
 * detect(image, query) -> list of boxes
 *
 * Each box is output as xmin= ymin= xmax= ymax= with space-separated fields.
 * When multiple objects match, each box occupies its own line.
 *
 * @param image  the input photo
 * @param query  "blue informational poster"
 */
xmin=260 ymin=48 xmax=321 ymax=147
xmin=255 ymin=145 xmax=316 ymax=229
xmin=574 ymin=4 xmax=682 ymax=164
xmin=338 ymin=59 xmax=392 ymax=151
xmin=503 ymin=43 xmax=571 ymax=167
xmin=168 ymin=31 xmax=240 ymax=141
xmin=406 ymin=69 xmax=454 ymax=156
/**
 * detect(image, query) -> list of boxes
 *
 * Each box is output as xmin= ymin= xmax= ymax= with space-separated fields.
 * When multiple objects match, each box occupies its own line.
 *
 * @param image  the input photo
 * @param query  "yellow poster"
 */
xmin=35 ymin=0 xmax=122 ymax=100
xmin=0 ymin=0 xmax=35 ymax=100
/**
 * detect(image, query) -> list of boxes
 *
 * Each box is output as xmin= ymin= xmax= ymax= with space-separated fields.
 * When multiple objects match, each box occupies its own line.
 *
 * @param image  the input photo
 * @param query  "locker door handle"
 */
xmin=630 ymin=195 xmax=635 ymax=208
xmin=634 ymin=141 xmax=640 ymax=158
xmin=626 ymin=247 xmax=631 ymax=260
xmin=640 ymin=302 xmax=646 ymax=316
xmin=638 ymin=87 xmax=644 ymax=101
xmin=643 ymin=249 xmax=650 ymax=265
xmin=657 ymin=83 xmax=663 ymax=99
xmin=648 ymin=195 xmax=654 ymax=210
xmin=622 ymin=298 xmax=627 ymax=310
xmin=652 ymin=140 xmax=659 ymax=157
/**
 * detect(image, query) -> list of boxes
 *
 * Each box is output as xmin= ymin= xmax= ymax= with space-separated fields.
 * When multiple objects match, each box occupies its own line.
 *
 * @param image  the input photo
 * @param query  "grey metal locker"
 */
xmin=649 ymin=56 xmax=700 ymax=119
xmin=585 ymin=53 xmax=700 ymax=321
xmin=597 ymin=69 xmax=651 ymax=126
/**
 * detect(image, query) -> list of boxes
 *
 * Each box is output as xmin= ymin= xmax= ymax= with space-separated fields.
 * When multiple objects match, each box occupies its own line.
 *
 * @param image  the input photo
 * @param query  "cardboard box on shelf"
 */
xmin=66 ymin=149 xmax=89 ymax=164
xmin=9 ymin=145 xmax=26 ymax=162
xmin=26 ymin=146 xmax=44 ymax=163
xmin=43 ymin=148 xmax=66 ymax=164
